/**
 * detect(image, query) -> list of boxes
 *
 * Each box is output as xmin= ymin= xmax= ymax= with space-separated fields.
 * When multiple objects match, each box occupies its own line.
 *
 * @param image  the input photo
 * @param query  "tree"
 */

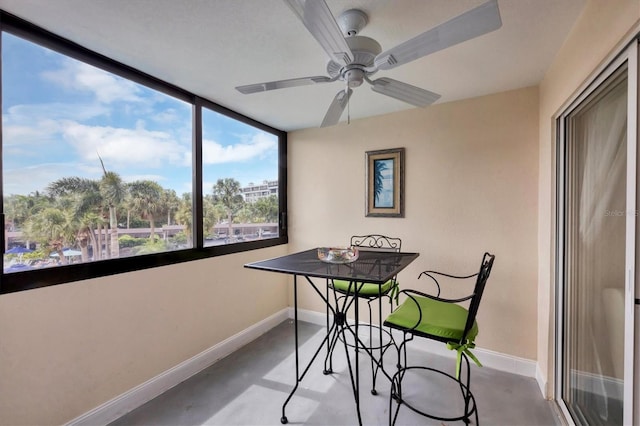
xmin=47 ymin=177 xmax=106 ymax=262
xmin=252 ymin=195 xmax=279 ymax=223
xmin=212 ymin=178 xmax=244 ymax=239
xmin=5 ymin=194 xmax=33 ymax=231
xmin=98 ymin=157 xmax=125 ymax=258
xmin=160 ymin=189 xmax=180 ymax=226
xmin=4 ymin=193 xmax=48 ymax=249
xmin=23 ymin=207 xmax=75 ymax=264
xmin=174 ymin=193 xmax=192 ymax=246
xmin=128 ymin=180 xmax=164 ymax=241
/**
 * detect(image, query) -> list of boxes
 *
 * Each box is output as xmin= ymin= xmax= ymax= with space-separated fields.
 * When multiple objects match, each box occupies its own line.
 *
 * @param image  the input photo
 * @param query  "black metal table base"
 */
xmin=244 ymin=248 xmax=420 ymax=425
xmin=280 ymin=275 xmax=395 ymax=425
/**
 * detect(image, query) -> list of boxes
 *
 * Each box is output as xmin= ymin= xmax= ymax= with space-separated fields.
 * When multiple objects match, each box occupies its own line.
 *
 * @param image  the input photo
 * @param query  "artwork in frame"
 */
xmin=366 ymin=147 xmax=404 ymax=217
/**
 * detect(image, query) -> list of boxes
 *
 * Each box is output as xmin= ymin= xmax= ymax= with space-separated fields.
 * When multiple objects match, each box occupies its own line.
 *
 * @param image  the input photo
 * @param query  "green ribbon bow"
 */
xmin=446 ymin=340 xmax=482 ymax=380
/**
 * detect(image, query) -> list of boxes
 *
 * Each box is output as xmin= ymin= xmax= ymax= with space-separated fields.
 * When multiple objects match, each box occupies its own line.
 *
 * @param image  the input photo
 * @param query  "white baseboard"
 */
xmin=536 ymin=364 xmax=549 ymax=399
xmin=68 ymin=306 xmax=546 ymax=426
xmin=289 ymin=306 xmax=328 ymax=325
xmin=66 ymin=308 xmax=289 ymax=426
xmin=291 ymin=307 xmax=538 ymax=379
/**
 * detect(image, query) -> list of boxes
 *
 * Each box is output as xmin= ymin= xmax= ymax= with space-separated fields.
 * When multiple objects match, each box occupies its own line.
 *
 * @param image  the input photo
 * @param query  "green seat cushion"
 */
xmin=332 ymin=279 xmax=397 ymax=297
xmin=384 ymin=295 xmax=478 ymax=342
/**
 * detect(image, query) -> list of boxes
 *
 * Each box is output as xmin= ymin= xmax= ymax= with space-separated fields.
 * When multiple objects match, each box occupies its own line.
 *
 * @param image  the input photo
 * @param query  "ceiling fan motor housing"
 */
xmin=326 ymin=35 xmax=381 ymax=82
xmin=236 ymin=0 xmax=502 ymax=127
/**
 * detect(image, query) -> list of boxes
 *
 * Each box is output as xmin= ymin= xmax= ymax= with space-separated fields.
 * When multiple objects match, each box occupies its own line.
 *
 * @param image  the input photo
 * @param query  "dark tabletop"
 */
xmin=245 ymin=248 xmax=419 ymax=284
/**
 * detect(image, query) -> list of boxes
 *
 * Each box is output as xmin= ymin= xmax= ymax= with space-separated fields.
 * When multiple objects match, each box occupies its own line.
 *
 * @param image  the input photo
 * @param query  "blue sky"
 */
xmin=2 ymin=33 xmax=279 ymax=197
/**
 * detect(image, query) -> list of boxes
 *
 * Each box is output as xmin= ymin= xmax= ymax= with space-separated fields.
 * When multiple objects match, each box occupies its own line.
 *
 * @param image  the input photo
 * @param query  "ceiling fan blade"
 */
xmin=236 ymin=76 xmax=333 ymax=94
xmin=284 ymin=0 xmax=353 ymax=66
xmin=370 ymin=77 xmax=441 ymax=107
xmin=374 ymin=0 xmax=502 ymax=71
xmin=321 ymin=89 xmax=353 ymax=127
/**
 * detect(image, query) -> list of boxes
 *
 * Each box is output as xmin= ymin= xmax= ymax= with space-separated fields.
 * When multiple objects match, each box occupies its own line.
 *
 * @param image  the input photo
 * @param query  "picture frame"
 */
xmin=365 ymin=147 xmax=405 ymax=217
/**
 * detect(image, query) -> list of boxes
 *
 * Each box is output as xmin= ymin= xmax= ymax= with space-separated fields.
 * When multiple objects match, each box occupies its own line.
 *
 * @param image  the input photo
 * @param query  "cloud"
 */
xmin=42 ymin=59 xmax=143 ymax=104
xmin=3 ymin=103 xmax=109 ymax=146
xmin=61 ymin=121 xmax=190 ymax=169
xmin=3 ymin=162 xmax=88 ymax=195
xmin=202 ymin=131 xmax=277 ymax=164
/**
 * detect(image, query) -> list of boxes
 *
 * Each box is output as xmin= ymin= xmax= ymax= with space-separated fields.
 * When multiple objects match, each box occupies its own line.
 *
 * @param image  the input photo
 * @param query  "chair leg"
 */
xmin=389 ymin=375 xmax=401 ymax=426
xmin=388 ymin=333 xmax=479 ymax=425
xmin=389 ymin=334 xmax=407 ymax=426
xmin=459 ymin=352 xmax=479 ymax=425
xmin=369 ymin=295 xmax=394 ymax=396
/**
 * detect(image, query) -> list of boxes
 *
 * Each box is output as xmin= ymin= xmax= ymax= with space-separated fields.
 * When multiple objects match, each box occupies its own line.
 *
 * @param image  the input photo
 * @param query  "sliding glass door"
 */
xmin=557 ymin=42 xmax=637 ymax=425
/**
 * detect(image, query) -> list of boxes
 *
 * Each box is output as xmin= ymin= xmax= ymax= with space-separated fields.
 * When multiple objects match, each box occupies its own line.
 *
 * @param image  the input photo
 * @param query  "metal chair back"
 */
xmin=461 ymin=252 xmax=495 ymax=343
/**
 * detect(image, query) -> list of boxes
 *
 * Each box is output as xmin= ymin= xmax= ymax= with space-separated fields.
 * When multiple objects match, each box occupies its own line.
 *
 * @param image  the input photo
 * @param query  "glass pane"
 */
xmin=562 ymin=67 xmax=627 ymax=425
xmin=2 ymin=33 xmax=193 ymax=273
xmin=201 ymin=108 xmax=279 ymax=246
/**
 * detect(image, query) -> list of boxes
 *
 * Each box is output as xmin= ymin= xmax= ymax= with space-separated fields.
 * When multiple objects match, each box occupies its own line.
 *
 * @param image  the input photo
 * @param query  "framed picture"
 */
xmin=365 ymin=147 xmax=405 ymax=217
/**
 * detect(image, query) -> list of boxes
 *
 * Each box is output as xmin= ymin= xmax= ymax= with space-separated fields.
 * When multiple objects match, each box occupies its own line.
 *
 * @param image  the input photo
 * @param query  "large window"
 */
xmin=201 ymin=107 xmax=280 ymax=247
xmin=0 ymin=12 xmax=287 ymax=294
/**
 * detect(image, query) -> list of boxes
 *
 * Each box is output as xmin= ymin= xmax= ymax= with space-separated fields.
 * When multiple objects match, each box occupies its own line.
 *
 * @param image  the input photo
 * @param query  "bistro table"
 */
xmin=245 ymin=248 xmax=419 ymax=425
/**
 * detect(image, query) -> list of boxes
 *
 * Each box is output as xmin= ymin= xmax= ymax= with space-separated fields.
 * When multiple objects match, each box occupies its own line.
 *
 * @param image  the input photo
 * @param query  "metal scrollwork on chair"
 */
xmin=350 ymin=234 xmax=402 ymax=251
xmin=384 ymin=252 xmax=495 ymax=425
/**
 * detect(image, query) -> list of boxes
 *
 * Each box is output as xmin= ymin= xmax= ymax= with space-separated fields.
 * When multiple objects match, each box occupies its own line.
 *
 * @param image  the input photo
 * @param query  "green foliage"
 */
xmin=118 ymin=234 xmax=148 ymax=248
xmin=134 ymin=238 xmax=167 ymax=255
xmin=170 ymin=232 xmax=188 ymax=245
xmin=6 ymin=171 xmax=278 ymax=257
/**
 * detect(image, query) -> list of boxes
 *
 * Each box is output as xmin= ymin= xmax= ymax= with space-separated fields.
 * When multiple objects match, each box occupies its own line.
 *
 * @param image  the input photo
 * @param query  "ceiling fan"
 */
xmin=236 ymin=0 xmax=502 ymax=127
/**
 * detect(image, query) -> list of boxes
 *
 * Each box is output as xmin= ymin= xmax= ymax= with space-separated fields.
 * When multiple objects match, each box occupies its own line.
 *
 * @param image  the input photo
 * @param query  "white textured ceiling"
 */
xmin=0 ymin=0 xmax=585 ymax=131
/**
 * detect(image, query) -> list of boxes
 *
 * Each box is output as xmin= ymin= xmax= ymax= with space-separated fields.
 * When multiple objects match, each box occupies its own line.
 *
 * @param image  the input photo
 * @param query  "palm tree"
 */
xmin=174 ymin=193 xmax=193 ymax=246
xmin=5 ymin=194 xmax=31 ymax=230
xmin=212 ymin=178 xmax=244 ymax=240
xmin=24 ymin=207 xmax=75 ymax=264
xmin=98 ymin=156 xmax=125 ymax=258
xmin=374 ymin=160 xmax=388 ymax=205
xmin=161 ymin=189 xmax=180 ymax=226
xmin=128 ymin=180 xmax=164 ymax=241
xmin=4 ymin=194 xmax=42 ymax=250
xmin=47 ymin=177 xmax=105 ymax=262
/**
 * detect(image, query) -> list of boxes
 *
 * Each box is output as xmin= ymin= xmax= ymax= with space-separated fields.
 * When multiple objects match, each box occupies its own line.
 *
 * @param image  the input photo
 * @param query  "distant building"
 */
xmin=241 ymin=180 xmax=278 ymax=203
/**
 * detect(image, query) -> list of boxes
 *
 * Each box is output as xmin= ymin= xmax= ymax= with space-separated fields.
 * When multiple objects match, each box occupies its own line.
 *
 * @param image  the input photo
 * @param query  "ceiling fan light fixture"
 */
xmin=345 ymin=68 xmax=364 ymax=88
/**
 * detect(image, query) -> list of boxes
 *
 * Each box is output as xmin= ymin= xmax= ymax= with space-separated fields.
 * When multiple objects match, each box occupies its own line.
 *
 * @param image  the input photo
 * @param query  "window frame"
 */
xmin=0 ymin=11 xmax=288 ymax=295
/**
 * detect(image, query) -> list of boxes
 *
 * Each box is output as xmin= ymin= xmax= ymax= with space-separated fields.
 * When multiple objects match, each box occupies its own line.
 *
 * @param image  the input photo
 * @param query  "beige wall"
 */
xmin=537 ymin=0 xmax=640 ymax=397
xmin=4 ymin=2 xmax=639 ymax=424
xmin=288 ymin=86 xmax=539 ymax=359
xmin=0 ymin=246 xmax=288 ymax=425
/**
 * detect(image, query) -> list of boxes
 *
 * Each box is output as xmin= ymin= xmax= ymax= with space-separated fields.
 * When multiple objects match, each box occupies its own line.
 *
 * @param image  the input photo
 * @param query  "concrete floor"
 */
xmin=110 ymin=320 xmax=561 ymax=426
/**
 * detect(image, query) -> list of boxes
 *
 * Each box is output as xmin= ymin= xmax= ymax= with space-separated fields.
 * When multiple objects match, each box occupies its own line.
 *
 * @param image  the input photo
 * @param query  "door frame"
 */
xmin=554 ymin=39 xmax=638 ymax=426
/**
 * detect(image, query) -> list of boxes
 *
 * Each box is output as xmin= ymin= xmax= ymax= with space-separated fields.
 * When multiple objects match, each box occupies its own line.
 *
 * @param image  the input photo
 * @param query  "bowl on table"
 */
xmin=317 ymin=246 xmax=359 ymax=264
